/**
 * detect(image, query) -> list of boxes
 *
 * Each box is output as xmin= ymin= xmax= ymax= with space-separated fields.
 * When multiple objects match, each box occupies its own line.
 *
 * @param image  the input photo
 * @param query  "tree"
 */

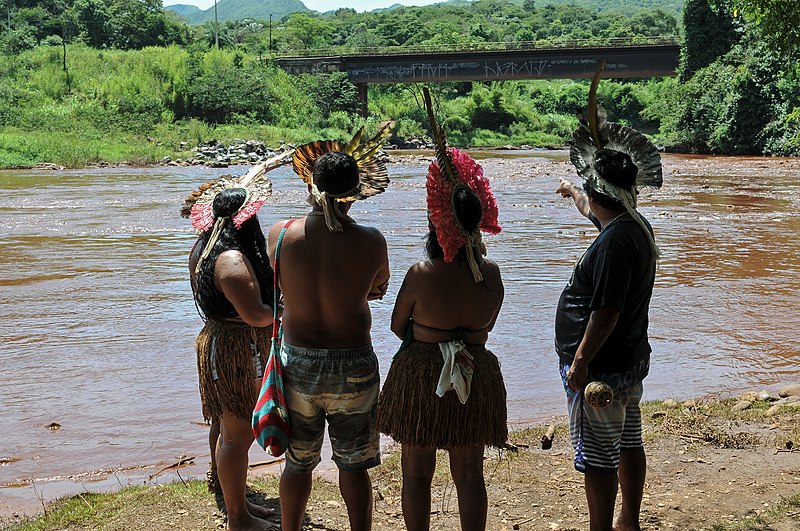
xmin=303 ymin=72 xmax=359 ymax=117
xmin=629 ymin=9 xmax=678 ymax=37
xmin=0 ymin=23 xmax=36 ymax=53
xmin=105 ymin=0 xmax=188 ymax=49
xmin=282 ymin=13 xmax=334 ymax=50
xmin=73 ymin=0 xmax=110 ymax=48
xmin=680 ymin=0 xmax=739 ymax=81
xmin=184 ymin=56 xmax=273 ymax=123
xmin=344 ymin=23 xmax=387 ymax=48
xmin=730 ymin=0 xmax=800 ymax=57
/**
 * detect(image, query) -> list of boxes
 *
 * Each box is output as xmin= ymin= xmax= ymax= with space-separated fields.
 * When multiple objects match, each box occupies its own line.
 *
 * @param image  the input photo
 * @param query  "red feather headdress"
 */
xmin=423 ymin=88 xmax=501 ymax=282
xmin=180 ymin=150 xmax=295 ymax=274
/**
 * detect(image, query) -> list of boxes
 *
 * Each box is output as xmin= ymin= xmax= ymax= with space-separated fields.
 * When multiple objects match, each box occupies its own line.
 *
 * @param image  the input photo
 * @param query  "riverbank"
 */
xmin=6 ymin=142 xmax=800 ymax=175
xmin=3 ymin=396 xmax=799 ymax=531
xmin=0 ymin=138 xmax=536 ymax=171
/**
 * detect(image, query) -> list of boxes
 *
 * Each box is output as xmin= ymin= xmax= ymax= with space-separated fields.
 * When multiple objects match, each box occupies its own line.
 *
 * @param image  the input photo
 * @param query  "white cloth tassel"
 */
xmin=435 ymin=340 xmax=475 ymax=404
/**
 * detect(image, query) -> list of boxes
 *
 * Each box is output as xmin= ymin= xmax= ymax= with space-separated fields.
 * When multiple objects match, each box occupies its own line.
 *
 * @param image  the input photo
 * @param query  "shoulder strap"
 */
xmin=272 ymin=219 xmax=297 ymax=339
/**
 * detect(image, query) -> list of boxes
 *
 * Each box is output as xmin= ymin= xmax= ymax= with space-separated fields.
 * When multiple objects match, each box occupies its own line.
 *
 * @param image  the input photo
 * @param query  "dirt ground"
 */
xmin=305 ymin=399 xmax=800 ymax=531
xmin=4 ymin=397 xmax=798 ymax=531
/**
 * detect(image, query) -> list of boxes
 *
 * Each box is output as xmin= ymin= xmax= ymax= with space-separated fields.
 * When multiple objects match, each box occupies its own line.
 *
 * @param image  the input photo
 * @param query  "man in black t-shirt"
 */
xmin=554 ymin=146 xmax=660 ymax=531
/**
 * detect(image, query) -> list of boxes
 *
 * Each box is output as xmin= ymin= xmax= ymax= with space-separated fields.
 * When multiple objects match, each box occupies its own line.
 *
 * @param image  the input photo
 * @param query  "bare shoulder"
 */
xmin=215 ymin=250 xmax=248 ymax=278
xmin=397 ymin=261 xmax=430 ymax=293
xmin=482 ymin=257 xmax=501 ymax=275
xmin=408 ymin=260 xmax=433 ymax=275
xmin=353 ymin=223 xmax=387 ymax=243
xmin=268 ymin=219 xmax=295 ymax=240
xmin=481 ymin=258 xmax=504 ymax=289
xmin=405 ymin=260 xmax=436 ymax=282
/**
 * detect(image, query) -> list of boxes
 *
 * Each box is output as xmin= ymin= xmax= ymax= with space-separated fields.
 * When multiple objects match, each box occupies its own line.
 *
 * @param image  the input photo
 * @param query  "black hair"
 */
xmin=594 ymin=148 xmax=638 ymax=188
xmin=193 ymin=188 xmax=274 ymax=321
xmin=583 ymin=149 xmax=638 ymax=209
xmin=426 ymin=186 xmax=483 ymax=261
xmin=312 ymin=151 xmax=360 ymax=195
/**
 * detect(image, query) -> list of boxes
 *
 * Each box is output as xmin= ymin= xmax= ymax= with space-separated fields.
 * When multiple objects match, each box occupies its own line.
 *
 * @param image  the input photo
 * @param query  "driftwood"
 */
xmin=249 ymin=457 xmax=286 ymax=469
xmin=541 ymin=424 xmax=556 ymax=450
xmin=149 ymin=455 xmax=196 ymax=480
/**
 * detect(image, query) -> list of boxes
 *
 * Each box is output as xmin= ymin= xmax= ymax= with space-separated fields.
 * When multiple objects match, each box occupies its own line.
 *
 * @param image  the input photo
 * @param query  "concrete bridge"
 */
xmin=276 ymin=38 xmax=680 ymax=115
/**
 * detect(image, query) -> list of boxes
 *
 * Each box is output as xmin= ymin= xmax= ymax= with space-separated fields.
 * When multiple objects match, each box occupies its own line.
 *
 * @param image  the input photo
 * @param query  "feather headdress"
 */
xmin=291 ymin=122 xmax=394 ymax=232
xmin=180 ymin=150 xmax=295 ymax=272
xmin=181 ymin=150 xmax=295 ymax=231
xmin=423 ymin=87 xmax=501 ymax=283
xmin=569 ymin=62 xmax=663 ymax=257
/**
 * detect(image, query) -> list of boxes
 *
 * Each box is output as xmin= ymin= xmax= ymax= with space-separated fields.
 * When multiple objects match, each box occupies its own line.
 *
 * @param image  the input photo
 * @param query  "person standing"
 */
xmin=268 ymin=129 xmax=392 ymax=531
xmin=554 ymin=70 xmax=663 ymax=531
xmin=183 ymin=156 xmax=292 ymax=531
xmin=378 ymin=90 xmax=507 ymax=531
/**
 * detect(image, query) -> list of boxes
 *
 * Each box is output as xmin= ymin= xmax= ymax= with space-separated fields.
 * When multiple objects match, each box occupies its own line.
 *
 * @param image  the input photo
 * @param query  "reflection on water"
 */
xmin=1 ymin=154 xmax=799 ymax=514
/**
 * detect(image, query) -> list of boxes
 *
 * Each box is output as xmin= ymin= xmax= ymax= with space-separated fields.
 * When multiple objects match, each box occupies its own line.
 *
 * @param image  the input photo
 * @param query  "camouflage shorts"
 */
xmin=281 ymin=342 xmax=381 ymax=473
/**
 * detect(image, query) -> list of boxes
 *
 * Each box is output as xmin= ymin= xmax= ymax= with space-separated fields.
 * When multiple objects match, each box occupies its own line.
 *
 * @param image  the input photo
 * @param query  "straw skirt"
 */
xmin=377 ymin=340 xmax=507 ymax=449
xmin=196 ymin=320 xmax=272 ymax=421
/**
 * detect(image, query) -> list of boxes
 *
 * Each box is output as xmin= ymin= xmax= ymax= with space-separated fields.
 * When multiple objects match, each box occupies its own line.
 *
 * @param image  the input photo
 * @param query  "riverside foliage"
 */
xmin=0 ymin=0 xmax=798 ymax=167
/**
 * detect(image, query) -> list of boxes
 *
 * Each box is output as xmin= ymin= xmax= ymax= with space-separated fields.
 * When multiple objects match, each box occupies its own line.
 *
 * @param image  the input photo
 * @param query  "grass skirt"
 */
xmin=377 ymin=340 xmax=507 ymax=449
xmin=196 ymin=320 xmax=272 ymax=422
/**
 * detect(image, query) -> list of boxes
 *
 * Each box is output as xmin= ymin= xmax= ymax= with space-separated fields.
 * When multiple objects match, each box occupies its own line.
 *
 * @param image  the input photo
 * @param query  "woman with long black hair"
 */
xmin=183 ymin=159 xmax=287 ymax=531
xmin=377 ymin=144 xmax=507 ymax=530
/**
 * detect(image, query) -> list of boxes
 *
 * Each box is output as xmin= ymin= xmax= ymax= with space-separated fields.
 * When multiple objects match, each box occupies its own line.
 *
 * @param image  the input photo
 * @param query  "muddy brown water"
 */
xmin=1 ymin=151 xmax=799 ymax=515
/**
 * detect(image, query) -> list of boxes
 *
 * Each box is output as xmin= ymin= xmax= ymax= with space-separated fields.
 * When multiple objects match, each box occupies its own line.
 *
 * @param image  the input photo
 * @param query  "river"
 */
xmin=1 ymin=151 xmax=799 ymax=516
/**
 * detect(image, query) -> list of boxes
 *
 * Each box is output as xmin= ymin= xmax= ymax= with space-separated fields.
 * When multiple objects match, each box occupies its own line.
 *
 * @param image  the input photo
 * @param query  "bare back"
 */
xmin=268 ymin=214 xmax=390 ymax=348
xmin=391 ymin=258 xmax=504 ymax=345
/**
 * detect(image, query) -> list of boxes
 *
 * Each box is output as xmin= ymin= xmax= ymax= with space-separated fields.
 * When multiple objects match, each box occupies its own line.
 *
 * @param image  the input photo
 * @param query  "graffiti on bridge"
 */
xmin=349 ymin=62 xmax=480 ymax=81
xmin=349 ymin=58 xmax=630 ymax=81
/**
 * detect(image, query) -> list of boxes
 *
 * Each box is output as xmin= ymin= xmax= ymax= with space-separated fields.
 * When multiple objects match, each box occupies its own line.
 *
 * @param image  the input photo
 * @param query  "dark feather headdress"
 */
xmin=569 ymin=62 xmax=663 ymax=257
xmin=291 ymin=122 xmax=394 ymax=232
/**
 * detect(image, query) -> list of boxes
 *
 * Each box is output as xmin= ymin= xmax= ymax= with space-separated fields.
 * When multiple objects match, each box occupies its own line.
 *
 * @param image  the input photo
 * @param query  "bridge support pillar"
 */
xmin=356 ymin=83 xmax=368 ymax=118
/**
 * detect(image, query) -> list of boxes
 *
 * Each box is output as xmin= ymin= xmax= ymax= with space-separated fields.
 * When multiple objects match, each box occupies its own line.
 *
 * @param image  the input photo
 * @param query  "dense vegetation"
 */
xmin=0 ymin=0 xmax=798 ymax=167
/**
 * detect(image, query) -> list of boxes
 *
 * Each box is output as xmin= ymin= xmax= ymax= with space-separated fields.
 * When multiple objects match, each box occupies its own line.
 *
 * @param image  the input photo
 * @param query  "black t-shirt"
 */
xmin=554 ymin=212 xmax=656 ymax=373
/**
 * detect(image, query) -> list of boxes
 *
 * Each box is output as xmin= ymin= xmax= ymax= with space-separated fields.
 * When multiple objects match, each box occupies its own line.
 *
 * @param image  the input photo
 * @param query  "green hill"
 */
xmin=165 ymin=3 xmax=204 ymax=18
xmin=165 ymin=0 xmax=309 ymax=24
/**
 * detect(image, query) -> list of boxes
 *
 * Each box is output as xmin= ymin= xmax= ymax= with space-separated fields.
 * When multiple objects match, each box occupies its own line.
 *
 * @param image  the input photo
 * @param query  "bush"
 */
xmin=302 ymin=72 xmax=360 ymax=118
xmin=325 ymin=110 xmax=357 ymax=132
xmin=0 ymin=25 xmax=38 ymax=54
xmin=184 ymin=59 xmax=273 ymax=123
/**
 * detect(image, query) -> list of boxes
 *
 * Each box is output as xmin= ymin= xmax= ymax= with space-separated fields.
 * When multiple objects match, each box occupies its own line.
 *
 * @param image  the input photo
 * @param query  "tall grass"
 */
xmin=0 ymin=43 xmax=679 ymax=168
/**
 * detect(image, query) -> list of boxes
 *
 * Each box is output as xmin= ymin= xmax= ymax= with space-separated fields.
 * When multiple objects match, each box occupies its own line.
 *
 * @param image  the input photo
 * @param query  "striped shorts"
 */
xmin=281 ymin=342 xmax=381 ymax=473
xmin=560 ymin=361 xmax=646 ymax=474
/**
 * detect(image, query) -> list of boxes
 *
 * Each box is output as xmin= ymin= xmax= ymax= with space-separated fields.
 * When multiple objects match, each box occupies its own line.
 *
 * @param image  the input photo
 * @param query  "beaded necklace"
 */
xmin=601 ymin=210 xmax=629 ymax=232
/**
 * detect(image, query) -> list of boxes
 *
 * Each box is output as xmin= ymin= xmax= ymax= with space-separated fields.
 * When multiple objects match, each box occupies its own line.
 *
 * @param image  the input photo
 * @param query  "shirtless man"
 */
xmin=267 ymin=151 xmax=390 ymax=531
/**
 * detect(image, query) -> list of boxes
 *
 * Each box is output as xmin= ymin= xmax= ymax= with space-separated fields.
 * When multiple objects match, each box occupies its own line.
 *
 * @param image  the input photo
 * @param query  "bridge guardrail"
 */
xmin=276 ymin=36 xmax=680 ymax=59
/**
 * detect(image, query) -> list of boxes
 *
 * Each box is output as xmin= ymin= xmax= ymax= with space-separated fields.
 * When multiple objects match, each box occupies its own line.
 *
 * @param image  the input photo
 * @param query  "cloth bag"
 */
xmin=252 ymin=219 xmax=296 ymax=456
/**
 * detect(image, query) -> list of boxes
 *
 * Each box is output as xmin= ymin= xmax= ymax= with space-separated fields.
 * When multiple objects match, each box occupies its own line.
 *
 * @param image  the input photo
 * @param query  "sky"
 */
xmin=165 ymin=0 xmax=440 ymax=13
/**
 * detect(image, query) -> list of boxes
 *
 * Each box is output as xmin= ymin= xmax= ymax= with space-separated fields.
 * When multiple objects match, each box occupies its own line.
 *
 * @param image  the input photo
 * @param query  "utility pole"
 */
xmin=7 ymin=0 xmax=12 ymax=31
xmin=269 ymin=14 xmax=272 ymax=50
xmin=213 ymin=0 xmax=219 ymax=49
